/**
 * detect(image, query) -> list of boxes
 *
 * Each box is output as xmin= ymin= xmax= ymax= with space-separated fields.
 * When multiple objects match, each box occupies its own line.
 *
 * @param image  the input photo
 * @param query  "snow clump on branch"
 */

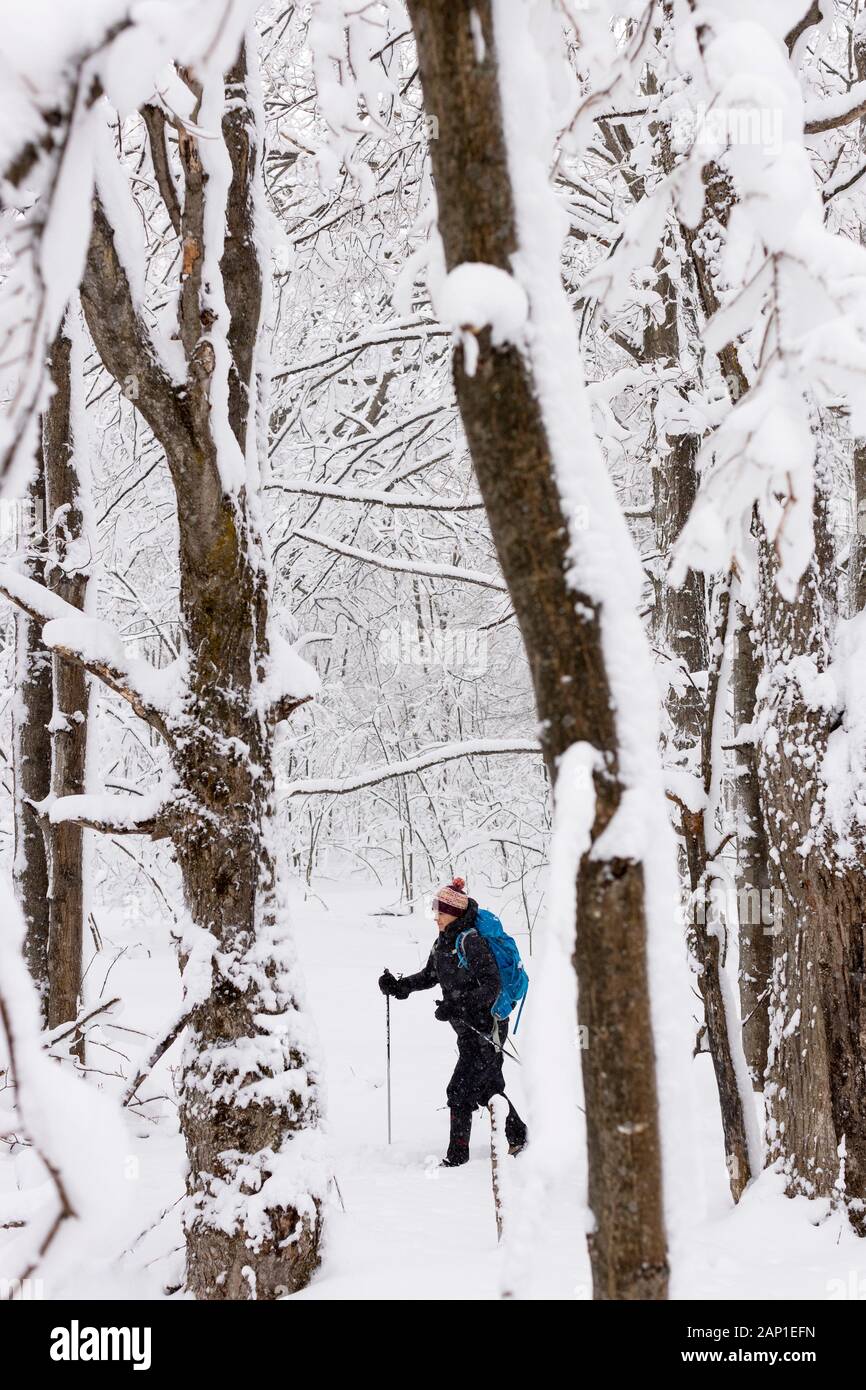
xmin=435 ymin=262 xmax=529 ymax=373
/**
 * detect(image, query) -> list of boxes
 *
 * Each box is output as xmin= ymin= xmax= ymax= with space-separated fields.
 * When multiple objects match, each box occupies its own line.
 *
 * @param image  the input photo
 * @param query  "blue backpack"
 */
xmin=456 ymin=908 xmax=529 ymax=1030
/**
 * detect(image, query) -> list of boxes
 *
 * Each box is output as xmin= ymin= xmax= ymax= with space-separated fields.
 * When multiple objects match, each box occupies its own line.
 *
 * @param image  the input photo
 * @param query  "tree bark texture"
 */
xmin=43 ymin=328 xmax=89 ymax=1039
xmin=12 ymin=455 xmax=52 ymax=1019
xmin=850 ymin=442 xmax=866 ymax=617
xmin=733 ymin=595 xmax=772 ymax=1085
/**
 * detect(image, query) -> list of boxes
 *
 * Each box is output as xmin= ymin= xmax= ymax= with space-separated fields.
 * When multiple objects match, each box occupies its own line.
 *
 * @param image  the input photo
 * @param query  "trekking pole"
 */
xmin=385 ymin=983 xmax=392 ymax=1145
xmin=463 ymin=1018 xmax=522 ymax=1064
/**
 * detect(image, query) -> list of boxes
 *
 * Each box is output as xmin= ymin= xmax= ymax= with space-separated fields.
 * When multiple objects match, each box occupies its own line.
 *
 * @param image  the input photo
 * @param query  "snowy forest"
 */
xmin=3 ymin=0 xmax=866 ymax=1310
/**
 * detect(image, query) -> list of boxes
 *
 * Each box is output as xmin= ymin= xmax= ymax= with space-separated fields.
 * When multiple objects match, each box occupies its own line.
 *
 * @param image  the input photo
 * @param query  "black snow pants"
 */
xmin=446 ymin=1020 xmax=510 ymax=1111
xmin=446 ymin=1020 xmax=526 ymax=1156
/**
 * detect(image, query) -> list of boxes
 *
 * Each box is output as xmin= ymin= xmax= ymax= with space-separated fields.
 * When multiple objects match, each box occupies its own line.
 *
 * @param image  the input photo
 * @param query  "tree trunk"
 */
xmin=645 ymin=238 xmax=752 ymax=1198
xmin=43 ymin=326 xmax=89 ymax=1038
xmin=670 ymin=154 xmax=863 ymax=1204
xmin=757 ymin=493 xmax=866 ymax=1227
xmin=406 ymin=0 xmax=668 ymax=1299
xmin=653 ymin=431 xmax=706 ymax=746
xmin=175 ymin=663 xmax=321 ymax=1298
xmin=12 ymin=456 xmax=52 ymax=1019
xmin=677 ymin=585 xmax=753 ymax=1199
xmin=732 ymin=593 xmax=772 ymax=1085
xmin=602 ymin=80 xmax=754 ymax=1198
xmin=79 ymin=46 xmax=323 ymax=1298
xmin=850 ymin=442 xmax=866 ymax=617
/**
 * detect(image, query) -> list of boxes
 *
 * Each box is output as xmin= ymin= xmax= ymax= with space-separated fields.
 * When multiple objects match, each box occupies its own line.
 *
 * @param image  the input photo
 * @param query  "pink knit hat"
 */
xmin=434 ymin=876 xmax=469 ymax=918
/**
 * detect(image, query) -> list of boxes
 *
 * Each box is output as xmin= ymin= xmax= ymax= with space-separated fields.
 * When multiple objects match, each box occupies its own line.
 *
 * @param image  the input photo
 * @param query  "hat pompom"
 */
xmin=452 ymin=876 xmax=465 ymax=891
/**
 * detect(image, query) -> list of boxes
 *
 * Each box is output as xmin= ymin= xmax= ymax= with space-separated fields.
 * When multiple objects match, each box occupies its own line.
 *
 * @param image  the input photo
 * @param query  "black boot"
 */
xmin=441 ymin=1106 xmax=472 ymax=1167
xmin=504 ymin=1100 xmax=527 ymax=1156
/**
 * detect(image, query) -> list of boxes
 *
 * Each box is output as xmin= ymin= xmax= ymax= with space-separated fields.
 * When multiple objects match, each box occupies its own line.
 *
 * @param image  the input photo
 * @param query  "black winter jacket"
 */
xmin=398 ymin=900 xmax=499 ymax=1035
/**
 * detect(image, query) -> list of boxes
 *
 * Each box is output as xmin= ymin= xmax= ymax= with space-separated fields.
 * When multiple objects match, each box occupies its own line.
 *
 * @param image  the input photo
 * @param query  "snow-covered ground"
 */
xmin=5 ymin=878 xmax=866 ymax=1301
xmin=289 ymin=883 xmax=866 ymax=1302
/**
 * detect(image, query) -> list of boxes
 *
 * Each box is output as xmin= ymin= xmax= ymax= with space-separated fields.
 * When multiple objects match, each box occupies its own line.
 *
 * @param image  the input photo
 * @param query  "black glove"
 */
xmin=434 ymin=998 xmax=454 ymax=1023
xmin=379 ymin=969 xmax=409 ymax=999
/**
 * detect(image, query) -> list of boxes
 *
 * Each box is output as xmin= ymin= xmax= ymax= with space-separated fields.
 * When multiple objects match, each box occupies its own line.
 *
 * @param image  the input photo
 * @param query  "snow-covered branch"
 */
xmin=260 ymin=633 xmax=320 ymax=724
xmin=47 ymin=789 xmax=173 ymax=839
xmin=294 ymin=528 xmax=507 ymax=591
xmin=282 ymin=738 xmax=540 ymax=796
xmin=823 ymin=159 xmax=866 ymax=205
xmin=267 ymin=480 xmax=484 ymax=511
xmin=596 ymin=5 xmax=866 ymax=595
xmin=80 ymin=199 xmax=191 ymax=465
xmin=270 ymin=694 xmax=314 ymax=726
xmin=0 ymin=0 xmax=251 ymax=488
xmin=804 ymin=79 xmax=866 ymax=134
xmin=141 ymin=104 xmax=183 ymax=236
xmin=43 ymin=998 xmax=122 ymax=1053
xmin=272 ymin=318 xmax=450 ymax=380
xmin=122 ymin=1008 xmax=192 ymax=1107
xmin=0 ymin=570 xmax=179 ymax=736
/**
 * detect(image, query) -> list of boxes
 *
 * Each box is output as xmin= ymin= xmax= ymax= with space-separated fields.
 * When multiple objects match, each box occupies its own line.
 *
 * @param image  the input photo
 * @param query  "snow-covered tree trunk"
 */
xmin=669 ymin=142 xmax=783 ymax=1116
xmin=43 ymin=325 xmax=90 ymax=1038
xmin=851 ymin=443 xmax=866 ymax=616
xmin=641 ymin=60 xmax=709 ymax=766
xmin=667 ymin=56 xmax=866 ymax=1217
xmin=13 ymin=321 xmax=92 ymax=1041
xmin=680 ymin=188 xmax=773 ymax=1094
xmin=71 ymin=45 xmax=322 ymax=1299
xmin=852 ymin=28 xmax=866 ymax=620
xmin=733 ymin=591 xmax=772 ymax=1085
xmin=653 ymin=433 xmax=705 ymax=749
xmin=406 ymin=0 xmax=671 ymax=1299
xmin=12 ymin=456 xmax=52 ymax=1018
xmin=757 ymin=486 xmax=866 ymax=1225
xmin=591 ymin=64 xmax=753 ymax=1196
xmin=679 ymin=583 xmax=754 ymax=1199
xmin=644 ymin=224 xmax=752 ymax=1199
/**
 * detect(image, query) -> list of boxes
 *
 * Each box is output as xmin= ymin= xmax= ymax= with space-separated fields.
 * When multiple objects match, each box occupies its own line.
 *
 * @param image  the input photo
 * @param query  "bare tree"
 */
xmin=3 ymin=45 xmax=324 ymax=1298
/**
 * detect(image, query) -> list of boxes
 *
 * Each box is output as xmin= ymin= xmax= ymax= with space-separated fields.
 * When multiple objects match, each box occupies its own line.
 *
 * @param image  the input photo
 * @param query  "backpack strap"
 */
xmin=454 ymin=927 xmax=477 ymax=969
xmin=513 ymin=991 xmax=527 ymax=1034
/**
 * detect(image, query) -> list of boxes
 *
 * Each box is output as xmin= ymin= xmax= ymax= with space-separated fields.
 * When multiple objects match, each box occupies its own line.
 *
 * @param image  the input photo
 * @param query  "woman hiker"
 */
xmin=378 ymin=877 xmax=528 ymax=1167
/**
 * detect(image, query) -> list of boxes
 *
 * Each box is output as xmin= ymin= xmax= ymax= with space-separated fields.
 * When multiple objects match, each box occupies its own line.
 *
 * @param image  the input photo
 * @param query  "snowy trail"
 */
xmin=93 ymin=879 xmax=866 ymax=1301
xmin=290 ymin=884 xmax=866 ymax=1302
xmin=291 ymin=884 xmax=587 ymax=1300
